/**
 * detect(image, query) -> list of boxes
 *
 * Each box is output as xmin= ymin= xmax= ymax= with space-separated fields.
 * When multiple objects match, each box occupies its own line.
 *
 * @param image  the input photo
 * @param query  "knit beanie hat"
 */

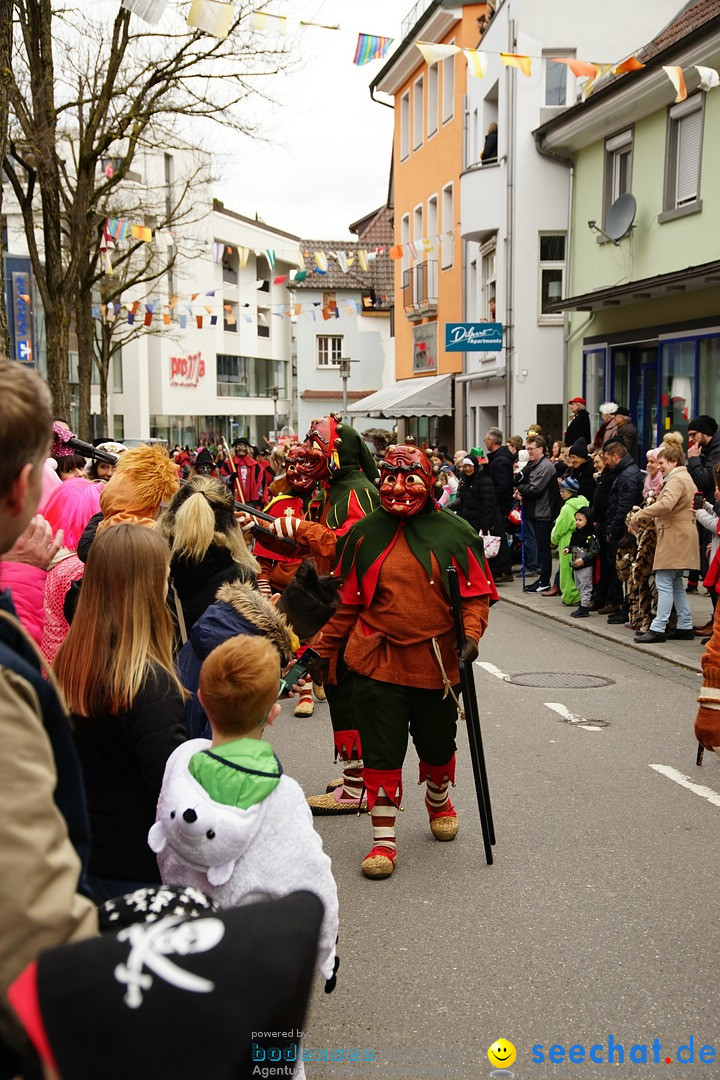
xmin=560 ymin=476 xmax=580 ymax=494
xmin=8 ymin=891 xmax=323 ymax=1080
xmin=688 ymin=415 xmax=718 ymax=436
xmin=568 ymin=438 xmax=589 ymax=459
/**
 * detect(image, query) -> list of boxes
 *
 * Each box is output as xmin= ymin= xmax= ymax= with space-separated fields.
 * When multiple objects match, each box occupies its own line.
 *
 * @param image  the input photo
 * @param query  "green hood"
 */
xmin=189 ymin=738 xmax=282 ymax=810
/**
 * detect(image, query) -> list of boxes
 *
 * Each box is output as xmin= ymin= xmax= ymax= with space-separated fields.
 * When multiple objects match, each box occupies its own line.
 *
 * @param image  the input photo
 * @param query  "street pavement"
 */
xmin=268 ymin=586 xmax=719 ymax=1080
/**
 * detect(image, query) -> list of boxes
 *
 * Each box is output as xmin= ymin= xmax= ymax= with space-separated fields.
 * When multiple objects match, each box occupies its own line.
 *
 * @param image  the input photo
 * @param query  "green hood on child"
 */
xmin=188 ymin=738 xmax=282 ymax=810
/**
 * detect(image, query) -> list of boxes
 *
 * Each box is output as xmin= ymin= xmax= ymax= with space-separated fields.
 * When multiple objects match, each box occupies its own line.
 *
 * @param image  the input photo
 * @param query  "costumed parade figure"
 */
xmin=315 ymin=441 xmax=498 ymax=878
xmin=251 ymin=418 xmax=380 ymax=802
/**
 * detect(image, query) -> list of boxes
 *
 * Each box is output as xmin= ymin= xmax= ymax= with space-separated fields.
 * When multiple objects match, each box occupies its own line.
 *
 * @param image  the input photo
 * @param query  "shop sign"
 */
xmin=170 ymin=352 xmax=205 ymax=387
xmin=445 ymin=322 xmax=503 ymax=352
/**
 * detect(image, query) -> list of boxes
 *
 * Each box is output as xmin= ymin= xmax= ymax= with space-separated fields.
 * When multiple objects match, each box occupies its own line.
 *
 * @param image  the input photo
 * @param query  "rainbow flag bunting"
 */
xmin=353 ymin=33 xmax=393 ymax=65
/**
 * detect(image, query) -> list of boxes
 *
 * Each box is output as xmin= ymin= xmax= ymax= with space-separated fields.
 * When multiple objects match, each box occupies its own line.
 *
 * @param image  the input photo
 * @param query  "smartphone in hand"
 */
xmin=278 ymin=648 xmax=322 ymax=698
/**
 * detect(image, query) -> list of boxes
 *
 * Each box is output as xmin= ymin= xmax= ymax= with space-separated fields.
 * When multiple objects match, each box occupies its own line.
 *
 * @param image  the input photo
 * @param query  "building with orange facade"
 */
xmin=350 ymin=1 xmax=489 ymax=449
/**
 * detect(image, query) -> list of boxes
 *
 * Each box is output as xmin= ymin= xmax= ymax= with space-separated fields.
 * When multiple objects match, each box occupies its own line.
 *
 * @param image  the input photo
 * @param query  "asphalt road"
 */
xmin=268 ymin=602 xmax=719 ymax=1080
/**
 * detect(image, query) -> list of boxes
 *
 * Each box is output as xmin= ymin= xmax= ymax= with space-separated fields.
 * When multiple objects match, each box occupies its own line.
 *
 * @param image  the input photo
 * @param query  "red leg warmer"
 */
xmin=418 ymin=754 xmax=456 ymax=788
xmin=362 ymin=767 xmax=403 ymax=813
xmin=333 ymin=729 xmax=362 ymax=763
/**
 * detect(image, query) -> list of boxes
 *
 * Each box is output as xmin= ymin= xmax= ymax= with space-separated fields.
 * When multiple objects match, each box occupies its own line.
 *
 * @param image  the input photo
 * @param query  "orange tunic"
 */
xmin=318 ymin=530 xmax=490 ymax=690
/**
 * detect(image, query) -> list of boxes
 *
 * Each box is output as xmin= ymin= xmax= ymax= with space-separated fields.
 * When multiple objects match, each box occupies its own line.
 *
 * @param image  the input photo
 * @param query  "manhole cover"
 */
xmin=506 ymin=672 xmax=615 ymax=688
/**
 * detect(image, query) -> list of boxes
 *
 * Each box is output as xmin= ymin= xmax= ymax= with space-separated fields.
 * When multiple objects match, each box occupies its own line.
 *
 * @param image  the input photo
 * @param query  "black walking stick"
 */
xmin=447 ymin=565 xmax=496 ymax=865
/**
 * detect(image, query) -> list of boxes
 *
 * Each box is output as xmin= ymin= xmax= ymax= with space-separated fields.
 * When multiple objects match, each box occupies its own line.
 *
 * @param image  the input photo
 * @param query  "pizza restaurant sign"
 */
xmin=170 ymin=352 xmax=205 ymax=387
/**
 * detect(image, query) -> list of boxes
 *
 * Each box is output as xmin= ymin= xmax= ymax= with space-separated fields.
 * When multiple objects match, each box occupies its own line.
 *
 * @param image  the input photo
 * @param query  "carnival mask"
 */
xmin=379 ymin=444 xmax=435 ymax=518
xmin=284 ymin=442 xmax=328 ymax=493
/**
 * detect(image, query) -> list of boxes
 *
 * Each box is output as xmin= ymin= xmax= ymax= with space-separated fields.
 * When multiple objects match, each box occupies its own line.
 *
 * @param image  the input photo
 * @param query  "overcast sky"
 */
xmin=209 ymin=0 xmax=405 ymax=241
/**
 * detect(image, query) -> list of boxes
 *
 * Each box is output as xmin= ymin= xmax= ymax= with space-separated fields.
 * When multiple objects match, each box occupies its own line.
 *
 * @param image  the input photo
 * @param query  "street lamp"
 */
xmin=269 ymin=386 xmax=279 ymax=442
xmin=333 ymin=357 xmax=359 ymax=420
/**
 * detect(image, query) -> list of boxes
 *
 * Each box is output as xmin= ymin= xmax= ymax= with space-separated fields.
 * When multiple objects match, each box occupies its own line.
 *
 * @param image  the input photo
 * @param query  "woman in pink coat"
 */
xmin=41 ymin=478 xmax=102 ymax=663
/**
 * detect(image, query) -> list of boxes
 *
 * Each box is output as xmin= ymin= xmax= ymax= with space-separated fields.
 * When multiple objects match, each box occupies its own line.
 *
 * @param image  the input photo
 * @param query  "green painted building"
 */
xmin=535 ymin=0 xmax=720 ymax=455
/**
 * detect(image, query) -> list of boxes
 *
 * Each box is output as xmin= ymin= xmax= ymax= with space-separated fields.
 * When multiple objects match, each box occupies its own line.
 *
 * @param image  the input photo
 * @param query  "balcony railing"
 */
xmin=402 ymin=260 xmax=438 ymax=316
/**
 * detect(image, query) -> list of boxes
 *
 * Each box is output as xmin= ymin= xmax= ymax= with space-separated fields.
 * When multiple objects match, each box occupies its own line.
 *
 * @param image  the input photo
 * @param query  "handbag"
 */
xmin=479 ymin=531 xmax=502 ymax=559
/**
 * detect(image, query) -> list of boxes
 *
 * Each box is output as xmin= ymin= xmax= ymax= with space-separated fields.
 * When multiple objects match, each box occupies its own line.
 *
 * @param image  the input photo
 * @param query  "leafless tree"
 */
xmin=4 ymin=0 xmax=289 ymax=435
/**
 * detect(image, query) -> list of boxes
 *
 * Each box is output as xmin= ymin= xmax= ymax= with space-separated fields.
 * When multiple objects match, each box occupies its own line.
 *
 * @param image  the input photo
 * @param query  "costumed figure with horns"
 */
xmin=313 ymin=440 xmax=498 ymax=879
xmin=248 ymin=417 xmax=380 ymax=807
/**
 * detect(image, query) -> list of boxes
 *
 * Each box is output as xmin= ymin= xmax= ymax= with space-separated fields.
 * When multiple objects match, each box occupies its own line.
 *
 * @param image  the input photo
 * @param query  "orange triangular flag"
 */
xmin=551 ymin=57 xmax=597 ymax=80
xmin=500 ymin=53 xmax=531 ymax=77
xmin=613 ymin=56 xmax=645 ymax=74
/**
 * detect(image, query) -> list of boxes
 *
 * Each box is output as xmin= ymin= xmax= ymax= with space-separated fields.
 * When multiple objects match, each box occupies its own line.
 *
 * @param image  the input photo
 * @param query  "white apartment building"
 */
xmin=3 ymin=139 xmax=301 ymax=446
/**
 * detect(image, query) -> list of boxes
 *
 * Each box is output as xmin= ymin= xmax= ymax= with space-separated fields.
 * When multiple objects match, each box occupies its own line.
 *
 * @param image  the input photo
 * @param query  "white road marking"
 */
xmin=649 ymin=764 xmax=720 ymax=808
xmin=476 ymin=661 xmax=509 ymax=680
xmin=545 ymin=702 xmax=601 ymax=732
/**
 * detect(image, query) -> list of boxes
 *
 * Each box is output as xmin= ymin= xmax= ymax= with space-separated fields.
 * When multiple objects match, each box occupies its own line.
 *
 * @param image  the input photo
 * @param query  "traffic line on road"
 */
xmin=476 ymin=661 xmax=509 ymax=680
xmin=649 ymin=764 xmax=720 ymax=808
xmin=544 ymin=702 xmax=602 ymax=732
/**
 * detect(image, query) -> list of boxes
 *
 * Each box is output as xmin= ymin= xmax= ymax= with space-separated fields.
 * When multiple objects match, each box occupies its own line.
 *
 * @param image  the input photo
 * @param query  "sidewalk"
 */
xmin=496 ymin=568 xmax=712 ymax=674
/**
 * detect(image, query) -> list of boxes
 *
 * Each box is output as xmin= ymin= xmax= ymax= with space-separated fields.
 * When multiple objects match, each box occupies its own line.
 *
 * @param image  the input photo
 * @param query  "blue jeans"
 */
xmin=650 ymin=569 xmax=693 ymax=633
xmin=522 ymin=518 xmax=539 ymax=571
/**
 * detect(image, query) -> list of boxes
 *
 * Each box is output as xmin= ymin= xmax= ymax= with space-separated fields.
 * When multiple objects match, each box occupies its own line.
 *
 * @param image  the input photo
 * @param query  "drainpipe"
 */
xmin=533 ymin=132 xmax=576 ymax=402
xmin=504 ymin=14 xmax=516 ymax=436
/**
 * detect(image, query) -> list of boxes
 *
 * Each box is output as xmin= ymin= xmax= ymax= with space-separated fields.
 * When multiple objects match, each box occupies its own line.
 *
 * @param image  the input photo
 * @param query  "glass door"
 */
xmin=634 ymin=349 xmax=659 ymax=456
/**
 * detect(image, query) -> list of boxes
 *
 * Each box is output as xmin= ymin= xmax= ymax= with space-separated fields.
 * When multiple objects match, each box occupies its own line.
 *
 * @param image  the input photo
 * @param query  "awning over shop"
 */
xmin=346 ymin=373 xmax=452 ymax=419
xmin=550 ymin=259 xmax=720 ymax=313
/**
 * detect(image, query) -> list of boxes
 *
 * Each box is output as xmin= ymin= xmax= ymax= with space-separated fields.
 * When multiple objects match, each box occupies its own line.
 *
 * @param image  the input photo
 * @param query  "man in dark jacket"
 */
xmin=515 ymin=436 xmax=557 ymax=592
xmin=686 ymin=415 xmax=720 ymax=499
xmin=612 ymin=407 xmax=639 ymax=463
xmin=484 ymin=426 xmax=515 ymax=517
xmin=564 ymin=397 xmax=591 ymax=446
xmin=566 ymin=438 xmax=596 ymax=503
xmin=686 ymin=414 xmax=720 ymax=598
xmin=601 ymin=440 xmax=644 ymax=619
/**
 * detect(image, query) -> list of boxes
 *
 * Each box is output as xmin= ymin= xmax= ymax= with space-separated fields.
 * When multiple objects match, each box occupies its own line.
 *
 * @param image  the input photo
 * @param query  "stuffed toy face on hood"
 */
xmin=149 ymin=764 xmax=265 ymax=887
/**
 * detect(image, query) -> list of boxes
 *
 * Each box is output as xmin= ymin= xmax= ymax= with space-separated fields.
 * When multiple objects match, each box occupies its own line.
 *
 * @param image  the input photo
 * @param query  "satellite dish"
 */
xmin=605 ymin=193 xmax=637 ymax=243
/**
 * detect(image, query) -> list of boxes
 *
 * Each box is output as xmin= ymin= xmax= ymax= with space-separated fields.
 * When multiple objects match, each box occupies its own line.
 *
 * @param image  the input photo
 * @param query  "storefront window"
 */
xmin=699 ymin=336 xmax=720 ymax=424
xmin=659 ymin=340 xmax=695 ymax=446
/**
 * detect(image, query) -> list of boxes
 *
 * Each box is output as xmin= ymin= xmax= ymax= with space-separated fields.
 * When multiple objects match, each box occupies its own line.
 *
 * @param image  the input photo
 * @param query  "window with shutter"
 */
xmin=663 ymin=95 xmax=704 ymax=217
xmin=675 ymin=108 xmax=702 ymax=205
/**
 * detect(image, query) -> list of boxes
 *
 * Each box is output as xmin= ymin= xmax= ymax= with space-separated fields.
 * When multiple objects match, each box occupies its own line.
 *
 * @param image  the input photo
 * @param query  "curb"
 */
xmin=496 ymin=587 xmax=703 ymax=676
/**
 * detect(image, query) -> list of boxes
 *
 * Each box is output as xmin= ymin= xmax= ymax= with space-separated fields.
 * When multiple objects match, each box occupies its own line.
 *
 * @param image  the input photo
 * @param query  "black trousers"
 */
xmin=533 ymin=518 xmax=553 ymax=585
xmin=352 ymin=674 xmax=458 ymax=771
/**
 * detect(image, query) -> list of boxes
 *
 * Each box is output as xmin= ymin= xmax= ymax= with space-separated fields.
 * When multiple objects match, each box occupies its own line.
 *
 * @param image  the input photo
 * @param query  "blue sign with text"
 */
xmin=445 ymin=322 xmax=503 ymax=352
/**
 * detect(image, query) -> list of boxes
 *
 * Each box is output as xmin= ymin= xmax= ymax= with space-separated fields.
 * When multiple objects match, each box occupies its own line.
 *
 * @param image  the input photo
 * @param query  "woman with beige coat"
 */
xmin=629 ymin=443 xmax=699 ymax=644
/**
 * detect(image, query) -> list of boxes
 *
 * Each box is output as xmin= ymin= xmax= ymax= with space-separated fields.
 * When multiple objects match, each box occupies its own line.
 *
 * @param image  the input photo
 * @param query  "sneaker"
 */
xmin=496 ymin=572 xmax=515 ymax=584
xmin=571 ymin=606 xmax=589 ymax=618
xmin=606 ymin=612 xmax=626 ymax=625
xmin=524 ymin=580 xmax=550 ymax=593
xmin=515 ymin=567 xmax=540 ymax=576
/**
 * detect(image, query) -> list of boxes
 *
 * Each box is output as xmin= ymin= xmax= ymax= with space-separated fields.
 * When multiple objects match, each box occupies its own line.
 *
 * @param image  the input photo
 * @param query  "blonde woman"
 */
xmin=157 ymin=476 xmax=259 ymax=641
xmin=53 ymin=524 xmax=187 ymax=902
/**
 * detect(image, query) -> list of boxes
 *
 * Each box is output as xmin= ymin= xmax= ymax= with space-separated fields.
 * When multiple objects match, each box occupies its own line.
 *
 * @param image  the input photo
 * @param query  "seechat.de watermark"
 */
xmin=531 ymin=1037 xmax=716 ymax=1066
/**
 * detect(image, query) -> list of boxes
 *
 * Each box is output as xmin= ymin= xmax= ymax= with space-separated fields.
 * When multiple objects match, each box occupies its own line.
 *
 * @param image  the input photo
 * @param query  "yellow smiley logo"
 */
xmin=488 ymin=1039 xmax=517 ymax=1068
